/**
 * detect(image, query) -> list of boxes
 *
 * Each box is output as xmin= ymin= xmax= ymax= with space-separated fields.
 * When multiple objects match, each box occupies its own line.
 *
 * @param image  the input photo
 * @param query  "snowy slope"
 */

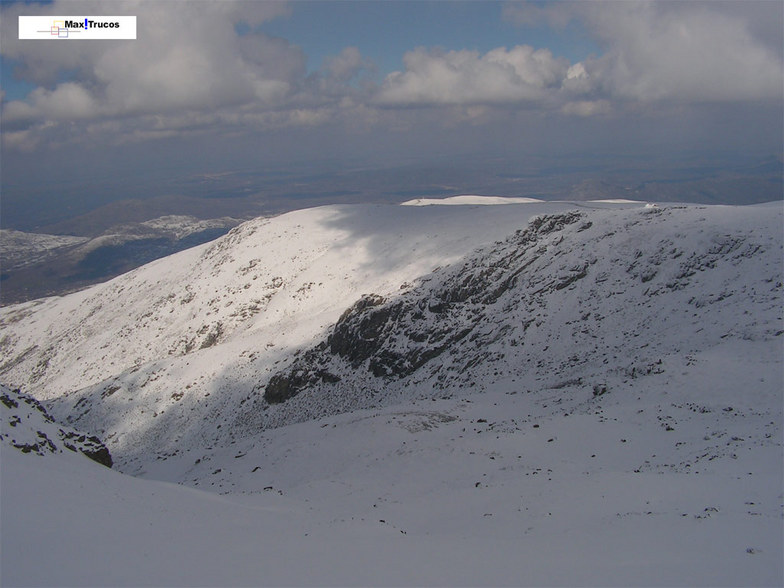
xmin=1 ymin=200 xmax=627 ymax=464
xmin=0 ymin=202 xmax=587 ymax=396
xmin=137 ymin=214 xmax=239 ymax=239
xmin=2 ymin=340 xmax=781 ymax=586
xmin=0 ymin=216 xmax=236 ymax=271
xmin=1 ymin=201 xmax=780 ymax=465
xmin=0 ymin=198 xmax=782 ymax=586
xmin=0 ymin=215 xmax=242 ymax=306
xmin=259 ymin=205 xmax=783 ymax=412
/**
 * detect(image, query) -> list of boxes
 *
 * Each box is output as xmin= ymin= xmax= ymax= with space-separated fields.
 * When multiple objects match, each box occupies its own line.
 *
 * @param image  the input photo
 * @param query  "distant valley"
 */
xmin=0 ymin=215 xmax=239 ymax=305
xmin=2 ymin=156 xmax=780 ymax=305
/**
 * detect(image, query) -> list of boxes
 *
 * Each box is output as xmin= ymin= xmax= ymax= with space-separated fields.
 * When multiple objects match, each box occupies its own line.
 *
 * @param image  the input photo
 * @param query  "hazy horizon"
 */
xmin=1 ymin=0 xmax=782 ymax=231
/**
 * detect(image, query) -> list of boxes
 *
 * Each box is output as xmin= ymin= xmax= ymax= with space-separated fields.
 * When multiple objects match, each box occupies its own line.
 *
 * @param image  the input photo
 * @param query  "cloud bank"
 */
xmin=1 ymin=0 xmax=781 ymax=153
xmin=504 ymin=0 xmax=783 ymax=103
xmin=375 ymin=45 xmax=568 ymax=106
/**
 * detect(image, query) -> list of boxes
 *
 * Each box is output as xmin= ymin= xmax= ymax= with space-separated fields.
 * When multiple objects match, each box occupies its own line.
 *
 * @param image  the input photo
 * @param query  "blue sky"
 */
xmin=0 ymin=0 xmax=782 ymax=227
xmin=0 ymin=66 xmax=35 ymax=101
xmin=1 ymin=2 xmax=601 ymax=100
xmin=255 ymin=1 xmax=600 ymax=75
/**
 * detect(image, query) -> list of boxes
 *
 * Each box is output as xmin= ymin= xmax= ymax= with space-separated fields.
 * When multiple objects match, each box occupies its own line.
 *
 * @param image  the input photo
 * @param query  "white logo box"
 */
xmin=19 ymin=16 xmax=136 ymax=40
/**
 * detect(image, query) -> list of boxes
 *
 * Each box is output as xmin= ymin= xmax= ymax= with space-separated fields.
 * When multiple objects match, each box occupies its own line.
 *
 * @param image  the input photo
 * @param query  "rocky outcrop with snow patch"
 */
xmin=262 ymin=206 xmax=782 ymax=412
xmin=1 ymin=385 xmax=112 ymax=467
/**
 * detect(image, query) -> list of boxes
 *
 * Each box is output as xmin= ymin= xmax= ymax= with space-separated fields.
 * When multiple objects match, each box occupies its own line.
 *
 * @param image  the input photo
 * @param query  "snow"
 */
xmin=0 ymin=385 xmax=111 ymax=466
xmin=2 ymin=200 xmax=668 ymax=466
xmin=0 ymin=201 xmax=614 ymax=405
xmin=1 ymin=199 xmax=782 ymax=586
xmin=139 ymin=214 xmax=239 ymax=239
xmin=2 ymin=335 xmax=781 ymax=586
xmin=0 ymin=216 xmax=238 ymax=271
xmin=401 ymin=194 xmax=544 ymax=206
xmin=0 ymin=229 xmax=88 ymax=268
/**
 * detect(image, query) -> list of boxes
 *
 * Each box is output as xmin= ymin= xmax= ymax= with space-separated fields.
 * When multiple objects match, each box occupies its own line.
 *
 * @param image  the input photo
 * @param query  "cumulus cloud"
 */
xmin=2 ymin=0 xmax=781 ymax=155
xmin=2 ymin=1 xmax=300 ymax=118
xmin=323 ymin=47 xmax=373 ymax=83
xmin=2 ymin=129 xmax=40 ymax=152
xmin=375 ymin=45 xmax=569 ymax=106
xmin=505 ymin=0 xmax=784 ymax=103
xmin=0 ymin=0 xmax=363 ymax=148
xmin=4 ymin=83 xmax=98 ymax=122
xmin=375 ymin=1 xmax=781 ymax=111
xmin=602 ymin=3 xmax=781 ymax=102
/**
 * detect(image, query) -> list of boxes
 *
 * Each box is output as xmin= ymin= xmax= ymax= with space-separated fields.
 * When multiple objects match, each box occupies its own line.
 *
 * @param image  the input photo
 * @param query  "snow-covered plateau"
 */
xmin=1 ymin=198 xmax=782 ymax=586
xmin=0 ymin=229 xmax=89 ymax=269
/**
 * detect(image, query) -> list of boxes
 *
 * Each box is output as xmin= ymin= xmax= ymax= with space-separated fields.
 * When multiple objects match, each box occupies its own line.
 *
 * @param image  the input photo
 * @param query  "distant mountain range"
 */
xmin=0 ymin=215 xmax=240 ymax=305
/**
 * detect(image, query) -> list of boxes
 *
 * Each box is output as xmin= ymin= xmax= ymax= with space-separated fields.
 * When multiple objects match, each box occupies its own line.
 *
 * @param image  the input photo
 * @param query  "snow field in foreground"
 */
xmin=3 ymin=338 xmax=781 ymax=587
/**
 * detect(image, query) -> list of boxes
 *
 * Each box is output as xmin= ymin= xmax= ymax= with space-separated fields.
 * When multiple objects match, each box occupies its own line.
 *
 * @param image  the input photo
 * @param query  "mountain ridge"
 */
xmin=2 ymin=200 xmax=780 ymax=474
xmin=1 ymin=198 xmax=781 ymax=586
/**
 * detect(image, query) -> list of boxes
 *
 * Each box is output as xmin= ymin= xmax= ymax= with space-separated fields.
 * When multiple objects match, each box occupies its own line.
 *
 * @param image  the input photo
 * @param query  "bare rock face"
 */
xmin=1 ymin=385 xmax=112 ymax=468
xmin=263 ymin=212 xmax=588 ymax=404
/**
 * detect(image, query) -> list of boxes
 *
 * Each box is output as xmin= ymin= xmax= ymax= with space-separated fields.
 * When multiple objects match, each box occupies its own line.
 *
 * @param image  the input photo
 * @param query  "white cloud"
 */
xmin=323 ymin=47 xmax=372 ymax=83
xmin=2 ymin=129 xmax=40 ymax=152
xmin=2 ymin=0 xmax=781 ymax=155
xmin=0 ymin=0 xmax=322 ymax=145
xmin=588 ymin=2 xmax=782 ymax=102
xmin=4 ymin=83 xmax=98 ymax=122
xmin=375 ymin=45 xmax=569 ymax=106
xmin=0 ymin=1 xmax=390 ymax=151
xmin=505 ymin=1 xmax=784 ymax=103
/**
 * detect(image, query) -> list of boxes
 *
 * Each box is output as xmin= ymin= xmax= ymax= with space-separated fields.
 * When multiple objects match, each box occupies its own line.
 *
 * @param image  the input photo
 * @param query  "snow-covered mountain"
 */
xmin=0 ymin=229 xmax=89 ymax=269
xmin=1 ymin=216 xmax=238 ymax=270
xmin=1 ymin=198 xmax=782 ymax=586
xmin=1 ymin=200 xmax=611 ymax=464
xmin=261 ymin=205 xmax=782 ymax=407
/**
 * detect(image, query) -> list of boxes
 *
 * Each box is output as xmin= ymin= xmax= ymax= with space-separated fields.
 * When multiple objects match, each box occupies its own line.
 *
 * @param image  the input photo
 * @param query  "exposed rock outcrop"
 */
xmin=262 ymin=207 xmax=782 ymax=408
xmin=1 ymin=385 xmax=112 ymax=467
xmin=263 ymin=212 xmax=589 ymax=403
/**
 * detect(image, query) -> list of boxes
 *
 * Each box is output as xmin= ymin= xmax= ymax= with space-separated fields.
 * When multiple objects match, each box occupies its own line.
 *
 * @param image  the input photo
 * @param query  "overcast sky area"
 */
xmin=1 ymin=0 xmax=782 ymax=229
